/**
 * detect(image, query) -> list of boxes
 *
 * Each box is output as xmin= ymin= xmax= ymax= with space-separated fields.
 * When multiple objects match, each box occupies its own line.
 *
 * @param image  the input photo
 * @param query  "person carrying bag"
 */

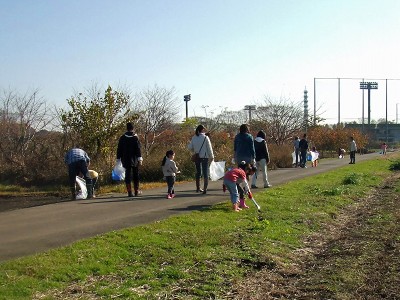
xmin=188 ymin=124 xmax=214 ymax=194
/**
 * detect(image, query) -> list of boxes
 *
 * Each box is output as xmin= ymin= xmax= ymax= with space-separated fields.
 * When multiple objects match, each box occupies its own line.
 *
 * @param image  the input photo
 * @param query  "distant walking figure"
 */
xmin=349 ymin=136 xmax=357 ymax=164
xmin=299 ymin=134 xmax=309 ymax=168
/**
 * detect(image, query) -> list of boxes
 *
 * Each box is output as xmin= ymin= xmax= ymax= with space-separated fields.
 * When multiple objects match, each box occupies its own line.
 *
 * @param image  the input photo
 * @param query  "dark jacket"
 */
xmin=117 ymin=132 xmax=142 ymax=168
xmin=299 ymin=138 xmax=308 ymax=151
xmin=254 ymin=137 xmax=270 ymax=162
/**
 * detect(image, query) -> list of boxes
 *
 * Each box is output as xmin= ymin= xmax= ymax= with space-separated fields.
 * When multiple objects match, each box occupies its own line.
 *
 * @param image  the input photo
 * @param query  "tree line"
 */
xmin=0 ymin=85 xmax=369 ymax=186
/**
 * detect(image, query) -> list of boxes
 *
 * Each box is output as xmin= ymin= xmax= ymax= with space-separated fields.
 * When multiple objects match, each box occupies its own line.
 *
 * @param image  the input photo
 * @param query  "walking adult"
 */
xmin=64 ymin=147 xmax=93 ymax=200
xmin=117 ymin=122 xmax=143 ymax=197
xmin=251 ymin=130 xmax=272 ymax=188
xmin=299 ymin=133 xmax=309 ymax=168
xmin=234 ymin=124 xmax=256 ymax=166
xmin=188 ymin=124 xmax=214 ymax=194
xmin=349 ymin=136 xmax=357 ymax=164
xmin=233 ymin=124 xmax=256 ymax=201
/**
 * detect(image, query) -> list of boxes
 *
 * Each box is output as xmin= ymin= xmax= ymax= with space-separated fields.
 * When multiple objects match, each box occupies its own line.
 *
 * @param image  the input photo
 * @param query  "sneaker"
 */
xmin=166 ymin=194 xmax=172 ymax=199
xmin=128 ymin=192 xmax=134 ymax=197
xmin=264 ymin=184 xmax=272 ymax=188
xmin=135 ymin=190 xmax=142 ymax=196
xmin=251 ymin=185 xmax=258 ymax=189
xmin=171 ymin=193 xmax=175 ymax=198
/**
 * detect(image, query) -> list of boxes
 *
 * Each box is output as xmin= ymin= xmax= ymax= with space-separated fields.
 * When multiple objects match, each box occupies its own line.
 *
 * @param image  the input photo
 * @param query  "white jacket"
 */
xmin=188 ymin=133 xmax=214 ymax=160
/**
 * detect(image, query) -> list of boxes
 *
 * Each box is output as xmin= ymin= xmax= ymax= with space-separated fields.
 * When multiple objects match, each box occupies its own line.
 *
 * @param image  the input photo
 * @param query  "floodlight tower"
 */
xmin=244 ymin=105 xmax=256 ymax=122
xmin=304 ymin=88 xmax=309 ymax=132
xmin=359 ymin=82 xmax=378 ymax=125
xmin=183 ymin=94 xmax=191 ymax=120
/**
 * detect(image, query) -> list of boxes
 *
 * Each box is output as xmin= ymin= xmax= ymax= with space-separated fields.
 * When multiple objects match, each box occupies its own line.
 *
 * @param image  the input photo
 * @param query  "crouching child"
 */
xmin=223 ymin=163 xmax=256 ymax=212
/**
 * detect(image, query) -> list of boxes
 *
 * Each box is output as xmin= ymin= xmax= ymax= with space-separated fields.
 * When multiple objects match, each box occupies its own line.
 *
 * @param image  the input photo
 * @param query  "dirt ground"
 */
xmin=1 ymin=173 xmax=399 ymax=299
xmin=233 ymin=173 xmax=400 ymax=300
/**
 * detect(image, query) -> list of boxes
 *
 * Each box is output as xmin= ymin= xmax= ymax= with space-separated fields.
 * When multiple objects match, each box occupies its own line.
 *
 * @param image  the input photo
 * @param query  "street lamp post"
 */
xmin=359 ymin=82 xmax=378 ymax=125
xmin=397 ymin=103 xmax=399 ymax=124
xmin=183 ymin=94 xmax=191 ymax=120
xmin=244 ymin=105 xmax=256 ymax=122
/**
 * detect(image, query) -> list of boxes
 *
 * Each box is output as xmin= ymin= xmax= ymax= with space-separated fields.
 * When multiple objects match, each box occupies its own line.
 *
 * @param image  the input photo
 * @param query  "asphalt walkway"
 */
xmin=0 ymin=153 xmax=379 ymax=261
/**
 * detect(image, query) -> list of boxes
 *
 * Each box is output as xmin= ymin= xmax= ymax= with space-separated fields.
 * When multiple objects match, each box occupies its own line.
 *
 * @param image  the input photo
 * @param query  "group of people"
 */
xmin=64 ymin=122 xmax=143 ymax=200
xmin=64 ymin=122 xmax=273 ymax=212
xmin=293 ymin=134 xmax=310 ymax=168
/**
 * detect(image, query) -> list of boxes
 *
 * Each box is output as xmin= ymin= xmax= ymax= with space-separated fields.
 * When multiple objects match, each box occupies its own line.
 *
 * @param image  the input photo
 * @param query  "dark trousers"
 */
xmin=350 ymin=151 xmax=356 ymax=163
xmin=195 ymin=158 xmax=209 ymax=190
xmin=124 ymin=165 xmax=140 ymax=191
xmin=300 ymin=150 xmax=307 ymax=167
xmin=165 ymin=176 xmax=175 ymax=194
xmin=68 ymin=160 xmax=92 ymax=188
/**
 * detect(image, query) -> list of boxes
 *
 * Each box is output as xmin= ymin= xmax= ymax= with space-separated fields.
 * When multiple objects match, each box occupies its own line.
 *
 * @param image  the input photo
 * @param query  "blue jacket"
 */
xmin=234 ymin=133 xmax=255 ymax=163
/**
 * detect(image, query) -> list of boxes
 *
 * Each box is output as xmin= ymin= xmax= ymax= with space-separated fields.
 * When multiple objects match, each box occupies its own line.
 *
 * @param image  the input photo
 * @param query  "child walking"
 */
xmin=223 ymin=162 xmax=256 ymax=212
xmin=161 ymin=150 xmax=180 ymax=199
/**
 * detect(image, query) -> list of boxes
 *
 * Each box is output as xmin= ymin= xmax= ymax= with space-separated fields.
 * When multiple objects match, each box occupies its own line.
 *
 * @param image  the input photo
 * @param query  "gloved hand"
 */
xmin=231 ymin=158 xmax=236 ymax=164
xmin=248 ymin=191 xmax=253 ymax=199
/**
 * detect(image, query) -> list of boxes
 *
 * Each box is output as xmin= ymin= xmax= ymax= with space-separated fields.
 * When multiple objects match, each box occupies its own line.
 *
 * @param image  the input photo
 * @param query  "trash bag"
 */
xmin=209 ymin=161 xmax=225 ymax=181
xmin=307 ymin=152 xmax=312 ymax=161
xmin=76 ymin=176 xmax=88 ymax=199
xmin=292 ymin=151 xmax=300 ymax=165
xmin=112 ymin=159 xmax=126 ymax=181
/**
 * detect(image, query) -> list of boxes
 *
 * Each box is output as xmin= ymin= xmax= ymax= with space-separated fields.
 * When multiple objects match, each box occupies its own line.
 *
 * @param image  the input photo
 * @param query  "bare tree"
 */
xmin=0 ymin=88 xmax=53 ymax=173
xmin=253 ymin=97 xmax=304 ymax=145
xmin=133 ymin=85 xmax=181 ymax=157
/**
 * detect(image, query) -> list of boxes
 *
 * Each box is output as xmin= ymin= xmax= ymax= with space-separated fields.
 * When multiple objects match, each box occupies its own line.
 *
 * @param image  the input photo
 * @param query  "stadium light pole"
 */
xmin=183 ymin=94 xmax=191 ymax=120
xmin=359 ymin=82 xmax=378 ymax=125
xmin=244 ymin=105 xmax=256 ymax=122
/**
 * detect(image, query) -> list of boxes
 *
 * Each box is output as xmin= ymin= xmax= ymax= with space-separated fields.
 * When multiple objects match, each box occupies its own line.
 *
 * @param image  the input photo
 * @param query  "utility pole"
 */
xmin=183 ymin=94 xmax=191 ymax=120
xmin=244 ymin=105 xmax=256 ymax=122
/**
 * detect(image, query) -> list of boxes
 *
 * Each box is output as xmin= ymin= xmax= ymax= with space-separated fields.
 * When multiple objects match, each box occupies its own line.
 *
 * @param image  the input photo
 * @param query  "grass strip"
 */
xmin=0 ymin=154 xmax=396 ymax=299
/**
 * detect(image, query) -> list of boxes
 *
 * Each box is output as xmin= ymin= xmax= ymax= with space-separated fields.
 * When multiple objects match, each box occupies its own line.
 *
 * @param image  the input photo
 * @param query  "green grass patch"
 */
xmin=0 ymin=154 xmax=396 ymax=299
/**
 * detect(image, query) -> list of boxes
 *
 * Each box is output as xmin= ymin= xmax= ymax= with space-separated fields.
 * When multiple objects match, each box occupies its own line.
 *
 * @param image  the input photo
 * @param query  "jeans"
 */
xmin=223 ymin=179 xmax=239 ymax=204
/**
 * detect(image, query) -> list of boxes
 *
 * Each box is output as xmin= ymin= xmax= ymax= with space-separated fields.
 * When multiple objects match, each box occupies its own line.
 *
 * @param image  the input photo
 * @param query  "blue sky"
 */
xmin=1 ymin=0 xmax=400 ymax=123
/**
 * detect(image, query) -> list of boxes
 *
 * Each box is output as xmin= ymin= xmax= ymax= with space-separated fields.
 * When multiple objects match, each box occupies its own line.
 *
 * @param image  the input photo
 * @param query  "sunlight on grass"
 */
xmin=0 ymin=154 xmax=397 ymax=299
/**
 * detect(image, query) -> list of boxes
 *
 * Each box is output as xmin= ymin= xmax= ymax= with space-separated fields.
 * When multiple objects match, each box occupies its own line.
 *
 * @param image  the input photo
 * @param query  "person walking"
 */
xmin=188 ymin=124 xmax=214 ymax=194
xmin=233 ymin=124 xmax=256 ymax=202
xmin=64 ymin=147 xmax=93 ymax=200
xmin=117 ymin=122 xmax=143 ymax=197
xmin=161 ymin=150 xmax=180 ymax=199
xmin=299 ymin=133 xmax=309 ymax=168
xmin=349 ymin=136 xmax=357 ymax=164
xmin=381 ymin=142 xmax=387 ymax=155
xmin=251 ymin=130 xmax=272 ymax=188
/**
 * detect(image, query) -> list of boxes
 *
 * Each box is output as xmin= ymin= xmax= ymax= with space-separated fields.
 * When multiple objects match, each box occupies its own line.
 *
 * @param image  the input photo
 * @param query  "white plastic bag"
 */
xmin=292 ymin=151 xmax=300 ymax=165
xmin=76 ymin=176 xmax=88 ymax=199
xmin=209 ymin=161 xmax=225 ymax=181
xmin=112 ymin=159 xmax=126 ymax=181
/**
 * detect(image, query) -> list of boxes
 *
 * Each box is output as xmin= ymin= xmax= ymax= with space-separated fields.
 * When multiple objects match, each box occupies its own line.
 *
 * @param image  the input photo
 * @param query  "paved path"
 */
xmin=0 ymin=153 xmax=379 ymax=262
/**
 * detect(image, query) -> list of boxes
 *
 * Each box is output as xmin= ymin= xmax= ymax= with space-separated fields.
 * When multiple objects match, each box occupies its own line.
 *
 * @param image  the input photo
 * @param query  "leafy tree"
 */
xmin=59 ymin=85 xmax=133 ymax=172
